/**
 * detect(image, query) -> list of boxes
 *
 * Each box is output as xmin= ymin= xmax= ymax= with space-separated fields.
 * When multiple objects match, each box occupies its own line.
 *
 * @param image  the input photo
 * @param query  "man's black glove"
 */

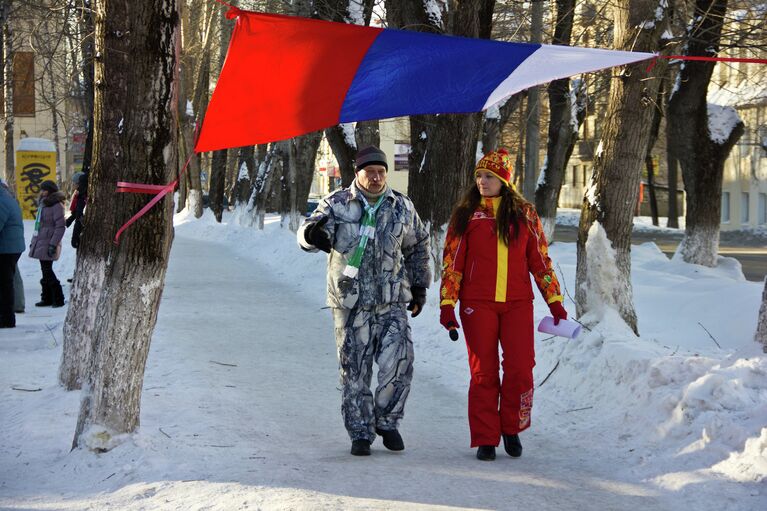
xmin=407 ymin=286 xmax=427 ymax=318
xmin=304 ymin=216 xmax=332 ymax=253
xmin=47 ymin=244 xmax=57 ymax=258
xmin=65 ymin=215 xmax=75 ymax=227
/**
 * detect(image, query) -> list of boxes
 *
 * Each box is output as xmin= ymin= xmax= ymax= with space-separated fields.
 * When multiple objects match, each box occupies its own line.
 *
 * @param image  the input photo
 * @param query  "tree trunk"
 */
xmin=325 ymin=124 xmax=356 ymax=187
xmin=481 ymin=92 xmax=523 ymax=154
xmin=225 ymin=147 xmax=239 ymax=207
xmin=756 ymin=278 xmax=767 ymax=353
xmin=355 ymin=120 xmax=380 ymax=148
xmin=254 ymin=143 xmax=280 ymax=229
xmin=535 ymin=79 xmax=586 ymax=239
xmin=174 ymin=0 xmax=188 ymax=214
xmin=209 ymin=149 xmax=226 ymax=221
xmin=522 ymin=0 xmax=544 ymax=201
xmin=45 ymin=59 xmax=62 ymax=176
xmin=666 ymin=144 xmax=679 ymax=228
xmin=574 ymin=0 xmax=669 ymax=335
xmin=59 ymin=3 xmax=96 ymax=391
xmin=185 ymin=0 xmax=214 ymax=218
xmin=646 ymin=155 xmax=659 ymax=226
xmin=667 ymin=0 xmax=743 ymax=267
xmin=232 ymin=144 xmax=255 ymax=207
xmin=534 ymin=0 xmax=580 ymax=240
xmin=315 ymin=0 xmax=376 ymax=186
xmin=70 ymin=0 xmax=178 ymax=451
xmin=207 ymin=9 xmax=235 ymax=222
xmin=2 ymin=0 xmax=14 ymax=188
xmin=182 ymin=118 xmax=202 ymax=216
xmin=288 ymin=131 xmax=322 ymax=232
xmin=644 ymin=86 xmax=664 ymax=226
xmin=387 ymin=0 xmax=493 ymax=230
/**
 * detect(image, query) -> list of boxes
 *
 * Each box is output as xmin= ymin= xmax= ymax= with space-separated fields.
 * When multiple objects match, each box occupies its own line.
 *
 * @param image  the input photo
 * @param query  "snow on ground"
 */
xmin=0 ymin=210 xmax=765 ymax=510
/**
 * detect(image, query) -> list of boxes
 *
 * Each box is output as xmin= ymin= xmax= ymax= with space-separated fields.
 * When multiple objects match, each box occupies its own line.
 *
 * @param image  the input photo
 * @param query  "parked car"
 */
xmin=306 ymin=195 xmax=321 ymax=216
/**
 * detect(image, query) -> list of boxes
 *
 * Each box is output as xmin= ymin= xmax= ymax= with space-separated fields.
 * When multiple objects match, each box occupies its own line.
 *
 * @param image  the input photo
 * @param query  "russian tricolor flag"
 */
xmin=194 ymin=8 xmax=653 ymax=153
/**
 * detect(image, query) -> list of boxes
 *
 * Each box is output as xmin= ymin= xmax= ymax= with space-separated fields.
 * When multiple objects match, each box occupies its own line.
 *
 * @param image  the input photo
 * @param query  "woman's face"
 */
xmin=40 ymin=189 xmax=49 ymax=198
xmin=475 ymin=170 xmax=503 ymax=197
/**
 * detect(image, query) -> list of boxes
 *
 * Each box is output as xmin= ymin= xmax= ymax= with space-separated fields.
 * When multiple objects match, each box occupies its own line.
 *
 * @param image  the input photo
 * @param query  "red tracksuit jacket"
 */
xmin=440 ymin=197 xmax=562 ymax=306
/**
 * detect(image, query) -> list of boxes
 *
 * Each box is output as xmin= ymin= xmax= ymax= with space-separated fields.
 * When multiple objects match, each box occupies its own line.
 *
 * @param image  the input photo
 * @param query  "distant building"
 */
xmin=708 ymin=53 xmax=767 ymax=231
xmin=312 ymin=118 xmax=410 ymax=196
xmin=0 ymin=6 xmax=84 ymax=190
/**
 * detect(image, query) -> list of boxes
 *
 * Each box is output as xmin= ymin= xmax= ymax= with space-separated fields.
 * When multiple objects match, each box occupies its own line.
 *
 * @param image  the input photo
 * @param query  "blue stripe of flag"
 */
xmin=340 ymin=29 xmax=540 ymax=122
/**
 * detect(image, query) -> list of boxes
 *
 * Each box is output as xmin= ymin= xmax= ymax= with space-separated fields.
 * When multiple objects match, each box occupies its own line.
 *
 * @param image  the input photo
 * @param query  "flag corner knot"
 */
xmin=225 ymin=6 xmax=241 ymax=20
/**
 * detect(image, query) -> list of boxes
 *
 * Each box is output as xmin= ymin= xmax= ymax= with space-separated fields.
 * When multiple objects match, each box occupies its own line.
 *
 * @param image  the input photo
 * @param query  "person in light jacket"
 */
xmin=28 ymin=180 xmax=66 ymax=308
xmin=439 ymin=149 xmax=569 ymax=461
xmin=297 ymin=146 xmax=431 ymax=456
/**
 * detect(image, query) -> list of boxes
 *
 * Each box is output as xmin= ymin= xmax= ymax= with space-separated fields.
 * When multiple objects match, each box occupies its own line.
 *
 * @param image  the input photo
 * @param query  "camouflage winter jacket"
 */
xmin=298 ymin=181 xmax=431 ymax=309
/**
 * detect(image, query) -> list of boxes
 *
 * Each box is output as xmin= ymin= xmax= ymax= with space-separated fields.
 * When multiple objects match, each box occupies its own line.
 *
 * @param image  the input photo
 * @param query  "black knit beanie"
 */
xmin=40 ymin=180 xmax=58 ymax=193
xmin=355 ymin=145 xmax=388 ymax=171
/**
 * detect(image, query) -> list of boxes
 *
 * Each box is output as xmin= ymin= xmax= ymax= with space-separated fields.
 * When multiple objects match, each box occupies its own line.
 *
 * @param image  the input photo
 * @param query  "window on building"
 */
xmin=759 ymin=193 xmax=766 ymax=225
xmin=571 ymin=165 xmax=578 ymax=187
xmin=582 ymin=166 xmax=589 ymax=187
xmin=0 ymin=52 xmax=35 ymax=116
xmin=741 ymin=192 xmax=750 ymax=224
xmin=721 ymin=192 xmax=730 ymax=223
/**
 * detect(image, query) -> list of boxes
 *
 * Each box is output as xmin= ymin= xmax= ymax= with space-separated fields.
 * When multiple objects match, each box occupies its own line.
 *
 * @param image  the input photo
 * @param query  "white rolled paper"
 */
xmin=537 ymin=316 xmax=582 ymax=339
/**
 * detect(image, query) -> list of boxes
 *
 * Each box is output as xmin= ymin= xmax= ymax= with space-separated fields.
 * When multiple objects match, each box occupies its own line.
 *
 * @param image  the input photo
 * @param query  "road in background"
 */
xmin=553 ymin=225 xmax=766 ymax=283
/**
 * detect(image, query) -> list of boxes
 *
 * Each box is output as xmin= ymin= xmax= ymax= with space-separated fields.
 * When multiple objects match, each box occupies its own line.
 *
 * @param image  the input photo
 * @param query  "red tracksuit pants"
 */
xmin=459 ymin=299 xmax=535 ymax=447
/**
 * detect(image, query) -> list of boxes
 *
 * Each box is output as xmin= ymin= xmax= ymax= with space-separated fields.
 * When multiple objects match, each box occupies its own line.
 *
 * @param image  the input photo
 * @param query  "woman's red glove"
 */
xmin=440 ymin=305 xmax=459 ymax=331
xmin=548 ymin=301 xmax=568 ymax=325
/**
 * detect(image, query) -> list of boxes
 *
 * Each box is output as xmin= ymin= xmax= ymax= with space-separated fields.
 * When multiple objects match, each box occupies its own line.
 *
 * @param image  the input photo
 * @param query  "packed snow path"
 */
xmin=2 ymin=224 xmax=762 ymax=510
xmin=153 ymin=234 xmax=677 ymax=510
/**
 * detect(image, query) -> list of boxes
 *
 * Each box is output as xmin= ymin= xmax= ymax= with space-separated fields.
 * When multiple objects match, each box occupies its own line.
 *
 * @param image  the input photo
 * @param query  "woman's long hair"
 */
xmin=448 ymin=184 xmax=530 ymax=246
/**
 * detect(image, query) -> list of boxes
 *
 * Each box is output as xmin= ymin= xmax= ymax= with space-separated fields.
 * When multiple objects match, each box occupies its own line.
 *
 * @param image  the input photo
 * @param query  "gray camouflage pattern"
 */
xmin=333 ymin=303 xmax=414 ymax=441
xmin=298 ymin=180 xmax=429 ymax=442
xmin=297 ymin=181 xmax=431 ymax=309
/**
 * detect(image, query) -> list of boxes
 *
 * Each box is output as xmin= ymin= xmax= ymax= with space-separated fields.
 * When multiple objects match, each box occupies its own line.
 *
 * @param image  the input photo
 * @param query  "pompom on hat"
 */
xmin=475 ymin=148 xmax=513 ymax=188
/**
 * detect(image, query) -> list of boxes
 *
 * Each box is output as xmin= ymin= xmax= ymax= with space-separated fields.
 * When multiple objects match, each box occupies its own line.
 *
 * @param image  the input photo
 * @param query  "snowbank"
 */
xmin=0 ymin=209 xmax=764 ymax=510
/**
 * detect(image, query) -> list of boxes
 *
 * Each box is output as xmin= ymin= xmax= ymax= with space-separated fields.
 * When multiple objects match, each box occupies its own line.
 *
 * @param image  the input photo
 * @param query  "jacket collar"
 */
xmin=349 ymin=179 xmax=394 ymax=204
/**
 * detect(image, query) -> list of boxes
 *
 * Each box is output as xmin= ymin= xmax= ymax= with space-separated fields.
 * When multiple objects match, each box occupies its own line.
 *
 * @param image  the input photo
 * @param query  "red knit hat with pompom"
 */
xmin=475 ymin=148 xmax=513 ymax=188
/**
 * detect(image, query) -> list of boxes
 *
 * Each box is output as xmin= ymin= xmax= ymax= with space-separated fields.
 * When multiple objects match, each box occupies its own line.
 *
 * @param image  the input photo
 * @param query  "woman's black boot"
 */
xmin=35 ymin=279 xmax=52 ymax=307
xmin=476 ymin=445 xmax=496 ymax=461
xmin=503 ymin=434 xmax=523 ymax=458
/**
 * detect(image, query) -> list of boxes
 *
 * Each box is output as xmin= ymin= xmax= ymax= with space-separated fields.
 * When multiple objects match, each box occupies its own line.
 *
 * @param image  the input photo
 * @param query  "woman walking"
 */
xmin=29 ymin=180 xmax=66 ymax=308
xmin=439 ymin=149 xmax=568 ymax=461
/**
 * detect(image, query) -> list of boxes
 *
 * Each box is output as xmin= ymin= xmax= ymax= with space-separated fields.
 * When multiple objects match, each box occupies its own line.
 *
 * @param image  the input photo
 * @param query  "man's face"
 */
xmin=356 ymin=164 xmax=387 ymax=194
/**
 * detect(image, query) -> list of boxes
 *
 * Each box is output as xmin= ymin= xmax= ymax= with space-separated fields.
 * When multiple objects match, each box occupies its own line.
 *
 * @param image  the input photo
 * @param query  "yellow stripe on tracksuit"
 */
xmin=489 ymin=197 xmax=508 ymax=302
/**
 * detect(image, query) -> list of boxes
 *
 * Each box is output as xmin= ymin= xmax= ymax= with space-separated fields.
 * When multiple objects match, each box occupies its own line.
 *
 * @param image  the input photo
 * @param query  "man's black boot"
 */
xmin=350 ymin=439 xmax=371 ymax=456
xmin=503 ymin=434 xmax=523 ymax=458
xmin=476 ymin=445 xmax=496 ymax=461
xmin=375 ymin=428 xmax=404 ymax=451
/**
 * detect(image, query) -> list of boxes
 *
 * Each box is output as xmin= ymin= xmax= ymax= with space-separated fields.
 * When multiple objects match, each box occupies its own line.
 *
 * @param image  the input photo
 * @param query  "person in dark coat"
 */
xmin=28 ymin=180 xmax=66 ymax=308
xmin=66 ymin=171 xmax=87 ymax=249
xmin=0 ymin=179 xmax=25 ymax=327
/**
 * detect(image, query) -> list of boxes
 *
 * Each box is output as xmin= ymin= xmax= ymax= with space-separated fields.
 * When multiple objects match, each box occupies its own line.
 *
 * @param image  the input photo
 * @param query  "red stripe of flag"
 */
xmin=195 ymin=10 xmax=382 ymax=153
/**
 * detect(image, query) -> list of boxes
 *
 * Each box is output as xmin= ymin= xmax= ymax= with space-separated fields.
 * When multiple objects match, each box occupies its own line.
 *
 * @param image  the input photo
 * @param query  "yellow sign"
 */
xmin=15 ymin=150 xmax=56 ymax=220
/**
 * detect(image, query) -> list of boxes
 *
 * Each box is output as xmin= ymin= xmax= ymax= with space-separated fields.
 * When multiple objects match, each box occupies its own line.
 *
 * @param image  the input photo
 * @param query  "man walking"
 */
xmin=298 ymin=146 xmax=431 ymax=456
